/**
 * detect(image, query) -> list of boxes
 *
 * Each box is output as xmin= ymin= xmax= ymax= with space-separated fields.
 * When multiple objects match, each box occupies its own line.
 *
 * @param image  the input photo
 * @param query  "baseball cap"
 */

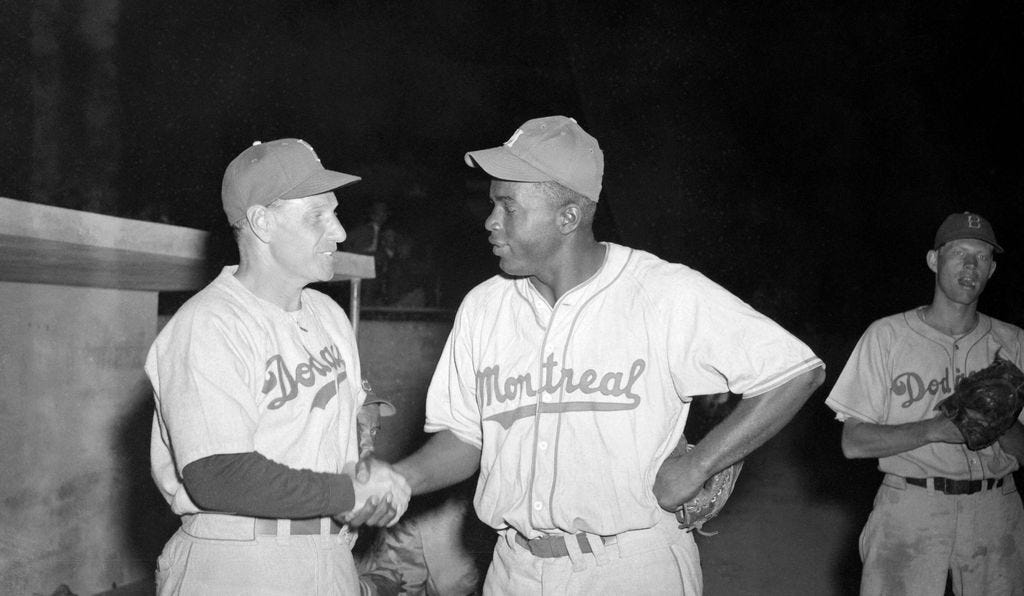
xmin=934 ymin=211 xmax=1003 ymax=253
xmin=464 ymin=116 xmax=604 ymax=202
xmin=361 ymin=377 xmax=396 ymax=417
xmin=222 ymin=138 xmax=361 ymax=225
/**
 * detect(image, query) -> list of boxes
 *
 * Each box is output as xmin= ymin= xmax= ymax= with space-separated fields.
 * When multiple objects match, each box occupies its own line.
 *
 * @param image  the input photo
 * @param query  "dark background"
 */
xmin=2 ymin=1 xmax=1021 ymax=329
xmin=1 ymin=3 xmax=1022 ymax=592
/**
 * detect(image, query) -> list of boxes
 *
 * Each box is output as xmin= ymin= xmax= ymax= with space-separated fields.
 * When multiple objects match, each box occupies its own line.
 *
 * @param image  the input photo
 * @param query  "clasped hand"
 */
xmin=338 ymin=458 xmax=411 ymax=528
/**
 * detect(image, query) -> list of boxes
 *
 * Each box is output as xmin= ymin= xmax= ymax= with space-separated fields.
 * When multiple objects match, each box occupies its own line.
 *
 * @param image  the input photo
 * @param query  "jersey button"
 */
xmin=533 ymin=501 xmax=543 ymax=511
xmin=538 ymin=441 xmax=548 ymax=450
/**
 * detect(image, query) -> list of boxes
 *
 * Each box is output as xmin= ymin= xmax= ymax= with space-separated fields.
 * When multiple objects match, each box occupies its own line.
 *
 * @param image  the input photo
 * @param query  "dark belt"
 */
xmin=254 ymin=518 xmax=343 ymax=536
xmin=905 ymin=476 xmax=1005 ymax=495
xmin=514 ymin=532 xmax=616 ymax=558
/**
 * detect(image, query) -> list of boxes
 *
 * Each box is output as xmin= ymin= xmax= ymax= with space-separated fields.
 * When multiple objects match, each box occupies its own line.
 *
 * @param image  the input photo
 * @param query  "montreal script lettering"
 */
xmin=476 ymin=354 xmax=645 ymax=428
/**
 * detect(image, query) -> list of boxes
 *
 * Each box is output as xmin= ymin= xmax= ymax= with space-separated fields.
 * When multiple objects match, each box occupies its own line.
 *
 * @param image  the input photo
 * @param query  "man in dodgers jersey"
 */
xmin=826 ymin=212 xmax=1024 ymax=595
xmin=392 ymin=116 xmax=826 ymax=594
xmin=147 ymin=138 xmax=410 ymax=595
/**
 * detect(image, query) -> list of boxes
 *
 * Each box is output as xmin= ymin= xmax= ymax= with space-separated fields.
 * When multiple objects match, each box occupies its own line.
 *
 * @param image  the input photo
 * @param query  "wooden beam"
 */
xmin=0 ymin=197 xmax=376 ymax=291
xmin=0 ymin=197 xmax=209 ymax=291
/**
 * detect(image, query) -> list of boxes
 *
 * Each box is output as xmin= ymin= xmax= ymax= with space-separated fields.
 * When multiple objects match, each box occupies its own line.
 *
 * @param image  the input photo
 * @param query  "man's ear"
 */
xmin=987 ymin=260 xmax=997 ymax=280
xmin=926 ymin=249 xmax=938 ymax=273
xmin=246 ymin=204 xmax=273 ymax=243
xmin=558 ymin=204 xmax=581 ymax=234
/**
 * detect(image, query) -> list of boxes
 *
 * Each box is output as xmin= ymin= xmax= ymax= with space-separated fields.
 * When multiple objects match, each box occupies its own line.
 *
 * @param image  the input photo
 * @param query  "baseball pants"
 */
xmin=156 ymin=514 xmax=360 ymax=596
xmin=859 ymin=473 xmax=1024 ymax=596
xmin=483 ymin=511 xmax=701 ymax=595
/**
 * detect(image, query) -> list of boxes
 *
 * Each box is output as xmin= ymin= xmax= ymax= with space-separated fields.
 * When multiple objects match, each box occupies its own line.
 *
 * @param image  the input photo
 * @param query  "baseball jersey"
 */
xmin=148 ymin=266 xmax=365 ymax=516
xmin=826 ymin=307 xmax=1024 ymax=479
xmin=425 ymin=243 xmax=823 ymax=538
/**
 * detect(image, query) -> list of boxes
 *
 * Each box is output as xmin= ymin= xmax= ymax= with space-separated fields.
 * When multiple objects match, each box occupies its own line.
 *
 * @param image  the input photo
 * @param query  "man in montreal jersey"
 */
xmin=826 ymin=212 xmax=1024 ymax=595
xmin=147 ymin=138 xmax=410 ymax=595
xmin=392 ymin=116 xmax=826 ymax=594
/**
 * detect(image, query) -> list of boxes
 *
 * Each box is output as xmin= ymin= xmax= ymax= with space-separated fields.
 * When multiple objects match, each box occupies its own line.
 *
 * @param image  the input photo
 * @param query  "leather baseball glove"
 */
xmin=674 ymin=441 xmax=743 ymax=535
xmin=934 ymin=353 xmax=1024 ymax=451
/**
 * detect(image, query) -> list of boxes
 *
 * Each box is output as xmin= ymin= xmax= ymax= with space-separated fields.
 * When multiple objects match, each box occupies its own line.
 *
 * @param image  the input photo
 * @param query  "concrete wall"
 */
xmin=0 ymin=281 xmax=168 ymax=595
xmin=356 ymin=314 xmax=453 ymax=462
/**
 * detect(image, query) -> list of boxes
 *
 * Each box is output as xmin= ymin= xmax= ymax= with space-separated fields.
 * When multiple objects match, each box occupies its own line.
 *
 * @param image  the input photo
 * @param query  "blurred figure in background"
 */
xmin=344 ymin=199 xmax=392 ymax=305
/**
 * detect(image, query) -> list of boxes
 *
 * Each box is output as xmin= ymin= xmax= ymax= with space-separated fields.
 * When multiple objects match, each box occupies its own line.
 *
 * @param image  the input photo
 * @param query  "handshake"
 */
xmin=339 ymin=382 xmax=409 ymax=527
xmin=338 ymin=457 xmax=411 ymax=528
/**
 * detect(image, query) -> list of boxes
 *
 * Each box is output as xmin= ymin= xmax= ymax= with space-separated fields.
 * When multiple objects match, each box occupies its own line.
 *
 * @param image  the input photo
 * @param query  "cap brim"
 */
xmin=465 ymin=146 xmax=551 ymax=182
xmin=280 ymin=169 xmax=361 ymax=200
xmin=936 ymin=234 xmax=1004 ymax=254
xmin=363 ymin=398 xmax=396 ymax=417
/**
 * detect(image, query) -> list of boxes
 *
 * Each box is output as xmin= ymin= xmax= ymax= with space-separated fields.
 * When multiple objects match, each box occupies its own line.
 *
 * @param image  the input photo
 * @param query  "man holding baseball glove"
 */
xmin=392 ymin=116 xmax=825 ymax=594
xmin=827 ymin=212 xmax=1024 ymax=595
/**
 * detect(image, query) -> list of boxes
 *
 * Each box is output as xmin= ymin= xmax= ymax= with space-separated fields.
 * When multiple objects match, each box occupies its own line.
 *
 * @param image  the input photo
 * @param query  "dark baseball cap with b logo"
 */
xmin=221 ymin=138 xmax=360 ymax=225
xmin=934 ymin=211 xmax=1003 ymax=253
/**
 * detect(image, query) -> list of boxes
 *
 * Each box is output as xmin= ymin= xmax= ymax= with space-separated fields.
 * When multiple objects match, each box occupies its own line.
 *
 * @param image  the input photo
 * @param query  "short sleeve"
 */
xmin=149 ymin=308 xmax=261 ymax=469
xmin=825 ymin=322 xmax=892 ymax=423
xmin=666 ymin=273 xmax=823 ymax=398
xmin=423 ymin=303 xmax=483 ymax=448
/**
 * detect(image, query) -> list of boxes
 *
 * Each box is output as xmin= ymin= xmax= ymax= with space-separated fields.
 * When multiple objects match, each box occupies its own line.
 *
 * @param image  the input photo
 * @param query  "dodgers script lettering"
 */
xmin=891 ymin=368 xmax=969 ymax=408
xmin=263 ymin=344 xmax=347 ymax=410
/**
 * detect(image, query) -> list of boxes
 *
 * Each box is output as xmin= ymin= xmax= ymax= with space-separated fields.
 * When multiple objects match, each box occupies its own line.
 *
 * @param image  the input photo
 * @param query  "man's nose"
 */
xmin=485 ymin=210 xmax=500 ymax=231
xmin=329 ymin=218 xmax=347 ymax=243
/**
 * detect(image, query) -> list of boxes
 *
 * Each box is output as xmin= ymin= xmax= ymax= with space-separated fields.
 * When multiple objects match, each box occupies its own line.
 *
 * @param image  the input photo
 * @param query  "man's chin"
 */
xmin=313 ymin=258 xmax=336 ymax=283
xmin=497 ymin=260 xmax=523 ymax=277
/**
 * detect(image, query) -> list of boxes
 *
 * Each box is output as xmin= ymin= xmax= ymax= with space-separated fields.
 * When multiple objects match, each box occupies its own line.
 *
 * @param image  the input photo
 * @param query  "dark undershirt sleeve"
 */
xmin=182 ymin=452 xmax=355 ymax=519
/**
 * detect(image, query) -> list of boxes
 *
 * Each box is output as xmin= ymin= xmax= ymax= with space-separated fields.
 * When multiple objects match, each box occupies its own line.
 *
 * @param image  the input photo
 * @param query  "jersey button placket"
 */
xmin=531 ymin=410 xmax=557 ymax=528
xmin=531 ymin=339 xmax=559 ymax=529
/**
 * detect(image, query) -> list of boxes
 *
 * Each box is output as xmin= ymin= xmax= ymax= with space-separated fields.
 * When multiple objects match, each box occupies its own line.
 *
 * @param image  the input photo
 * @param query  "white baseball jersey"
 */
xmin=826 ymin=307 xmax=1024 ymax=479
xmin=148 ymin=266 xmax=365 ymax=516
xmin=425 ymin=243 xmax=823 ymax=538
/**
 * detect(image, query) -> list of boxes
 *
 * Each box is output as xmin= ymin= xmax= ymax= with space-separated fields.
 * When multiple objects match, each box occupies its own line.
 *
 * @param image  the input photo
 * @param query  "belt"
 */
xmin=904 ymin=476 xmax=1005 ymax=495
xmin=514 ymin=531 xmax=616 ymax=558
xmin=254 ymin=518 xmax=343 ymax=536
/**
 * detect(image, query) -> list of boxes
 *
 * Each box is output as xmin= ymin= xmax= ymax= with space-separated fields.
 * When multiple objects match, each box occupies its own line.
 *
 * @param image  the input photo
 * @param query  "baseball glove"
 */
xmin=675 ymin=441 xmax=743 ymax=535
xmin=933 ymin=353 xmax=1024 ymax=451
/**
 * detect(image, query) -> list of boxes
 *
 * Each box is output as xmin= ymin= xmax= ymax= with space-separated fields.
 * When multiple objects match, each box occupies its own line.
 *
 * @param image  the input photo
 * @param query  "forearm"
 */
xmin=997 ymin=421 xmax=1024 ymax=463
xmin=392 ymin=430 xmax=481 ymax=495
xmin=654 ymin=366 xmax=824 ymax=510
xmin=840 ymin=416 xmax=957 ymax=459
xmin=182 ymin=452 xmax=355 ymax=518
xmin=687 ymin=366 xmax=826 ymax=477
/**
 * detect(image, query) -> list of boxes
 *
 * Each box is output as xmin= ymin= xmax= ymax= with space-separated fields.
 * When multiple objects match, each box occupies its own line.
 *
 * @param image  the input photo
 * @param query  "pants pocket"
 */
xmin=669 ymin=543 xmax=703 ymax=595
xmin=155 ymin=530 xmax=194 ymax=595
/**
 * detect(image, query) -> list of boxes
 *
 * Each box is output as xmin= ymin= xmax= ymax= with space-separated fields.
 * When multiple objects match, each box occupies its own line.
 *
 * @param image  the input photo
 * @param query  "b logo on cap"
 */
xmin=967 ymin=214 xmax=981 ymax=229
